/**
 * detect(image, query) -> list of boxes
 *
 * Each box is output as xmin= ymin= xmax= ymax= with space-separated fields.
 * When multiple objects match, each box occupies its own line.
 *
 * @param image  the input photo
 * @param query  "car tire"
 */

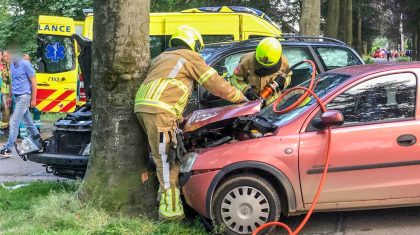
xmin=212 ymin=174 xmax=281 ymax=235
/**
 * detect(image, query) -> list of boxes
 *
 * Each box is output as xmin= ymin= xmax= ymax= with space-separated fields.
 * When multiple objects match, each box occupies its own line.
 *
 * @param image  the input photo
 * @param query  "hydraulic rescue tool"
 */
xmin=259 ymin=61 xmax=310 ymax=101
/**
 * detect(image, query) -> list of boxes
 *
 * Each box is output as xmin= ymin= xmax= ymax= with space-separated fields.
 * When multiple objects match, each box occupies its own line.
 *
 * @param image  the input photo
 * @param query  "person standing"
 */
xmin=0 ymin=51 xmax=4 ymax=130
xmin=20 ymin=53 xmax=41 ymax=136
xmin=230 ymin=37 xmax=292 ymax=105
xmin=0 ymin=50 xmax=10 ymax=129
xmin=0 ymin=52 xmax=40 ymax=158
xmin=134 ymin=25 xmax=247 ymax=220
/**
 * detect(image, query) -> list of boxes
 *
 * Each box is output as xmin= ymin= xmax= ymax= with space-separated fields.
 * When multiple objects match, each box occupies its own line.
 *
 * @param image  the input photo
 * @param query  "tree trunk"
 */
xmin=363 ymin=40 xmax=368 ymax=55
xmin=416 ymin=22 xmax=420 ymax=61
xmin=345 ymin=0 xmax=353 ymax=46
xmin=299 ymin=0 xmax=321 ymax=36
xmin=338 ymin=0 xmax=347 ymax=42
xmin=356 ymin=0 xmax=362 ymax=54
xmin=80 ymin=0 xmax=158 ymax=218
xmin=325 ymin=0 xmax=340 ymax=38
xmin=412 ymin=34 xmax=417 ymax=61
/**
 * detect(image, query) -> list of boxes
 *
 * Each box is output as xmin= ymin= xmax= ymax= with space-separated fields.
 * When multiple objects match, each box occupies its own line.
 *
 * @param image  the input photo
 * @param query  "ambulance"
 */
xmin=36 ymin=6 xmax=282 ymax=113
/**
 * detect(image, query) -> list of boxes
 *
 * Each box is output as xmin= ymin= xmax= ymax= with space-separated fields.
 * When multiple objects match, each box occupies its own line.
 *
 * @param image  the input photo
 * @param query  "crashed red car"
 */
xmin=179 ymin=63 xmax=420 ymax=235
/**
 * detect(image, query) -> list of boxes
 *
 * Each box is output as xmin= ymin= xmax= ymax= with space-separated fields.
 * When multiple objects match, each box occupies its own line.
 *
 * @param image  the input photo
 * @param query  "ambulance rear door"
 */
xmin=37 ymin=15 xmax=78 ymax=113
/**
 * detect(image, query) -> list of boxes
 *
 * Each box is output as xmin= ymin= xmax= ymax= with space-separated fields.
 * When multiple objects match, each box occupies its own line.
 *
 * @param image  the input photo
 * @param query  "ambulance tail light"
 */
xmin=79 ymin=74 xmax=87 ymax=102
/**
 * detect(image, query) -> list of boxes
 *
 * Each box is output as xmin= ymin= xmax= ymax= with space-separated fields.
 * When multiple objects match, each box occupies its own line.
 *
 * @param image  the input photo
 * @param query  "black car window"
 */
xmin=212 ymin=51 xmax=248 ymax=82
xmin=150 ymin=35 xmax=170 ymax=58
xmin=326 ymin=73 xmax=417 ymax=126
xmin=282 ymin=47 xmax=316 ymax=87
xmin=283 ymin=47 xmax=314 ymax=69
xmin=314 ymin=47 xmax=361 ymax=70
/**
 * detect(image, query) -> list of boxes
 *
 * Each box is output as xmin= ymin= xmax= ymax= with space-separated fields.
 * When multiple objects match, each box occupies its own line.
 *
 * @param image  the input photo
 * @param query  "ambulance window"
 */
xmin=37 ymin=35 xmax=75 ymax=73
xmin=248 ymin=35 xmax=265 ymax=39
xmin=202 ymin=35 xmax=234 ymax=44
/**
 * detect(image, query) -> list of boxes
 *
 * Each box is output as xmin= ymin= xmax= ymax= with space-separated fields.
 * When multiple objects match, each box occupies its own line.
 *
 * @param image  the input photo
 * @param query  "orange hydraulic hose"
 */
xmin=253 ymin=61 xmax=332 ymax=235
xmin=271 ymin=60 xmax=317 ymax=115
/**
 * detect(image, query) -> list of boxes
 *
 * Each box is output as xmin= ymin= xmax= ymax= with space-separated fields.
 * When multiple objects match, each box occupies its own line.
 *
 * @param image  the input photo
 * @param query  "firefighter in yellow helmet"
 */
xmin=231 ymin=37 xmax=292 ymax=105
xmin=134 ymin=25 xmax=247 ymax=221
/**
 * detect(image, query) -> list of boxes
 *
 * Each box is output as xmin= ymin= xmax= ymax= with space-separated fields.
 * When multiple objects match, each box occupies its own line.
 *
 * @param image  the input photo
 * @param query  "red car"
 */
xmin=373 ymin=49 xmax=386 ymax=58
xmin=179 ymin=63 xmax=420 ymax=235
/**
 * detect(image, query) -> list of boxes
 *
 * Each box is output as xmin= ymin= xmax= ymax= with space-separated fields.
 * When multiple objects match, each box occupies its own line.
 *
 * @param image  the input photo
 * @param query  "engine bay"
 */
xmin=183 ymin=114 xmax=277 ymax=151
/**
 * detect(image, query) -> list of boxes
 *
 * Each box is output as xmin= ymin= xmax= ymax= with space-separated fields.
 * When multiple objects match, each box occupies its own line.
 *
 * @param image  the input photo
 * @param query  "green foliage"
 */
xmin=0 ymin=181 xmax=207 ymax=235
xmin=0 ymin=0 xmax=92 ymax=56
xmin=362 ymin=55 xmax=375 ymax=64
xmin=371 ymin=37 xmax=389 ymax=53
xmin=41 ymin=112 xmax=67 ymax=123
xmin=396 ymin=56 xmax=411 ymax=62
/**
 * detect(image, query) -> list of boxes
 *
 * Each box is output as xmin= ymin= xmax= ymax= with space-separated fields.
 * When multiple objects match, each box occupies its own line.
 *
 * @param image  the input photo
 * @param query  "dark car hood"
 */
xmin=183 ymin=100 xmax=263 ymax=133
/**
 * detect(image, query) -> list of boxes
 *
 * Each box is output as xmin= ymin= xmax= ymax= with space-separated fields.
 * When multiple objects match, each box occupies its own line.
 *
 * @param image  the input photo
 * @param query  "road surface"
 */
xmin=0 ymin=145 xmax=64 ymax=183
xmin=282 ymin=206 xmax=420 ymax=235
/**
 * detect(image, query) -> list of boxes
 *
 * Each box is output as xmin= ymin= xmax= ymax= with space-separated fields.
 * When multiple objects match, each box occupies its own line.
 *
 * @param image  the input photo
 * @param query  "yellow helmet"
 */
xmin=169 ymin=25 xmax=204 ymax=52
xmin=255 ymin=37 xmax=282 ymax=67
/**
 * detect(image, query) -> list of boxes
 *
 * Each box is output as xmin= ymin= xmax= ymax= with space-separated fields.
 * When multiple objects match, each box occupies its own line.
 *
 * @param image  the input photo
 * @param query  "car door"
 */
xmin=299 ymin=72 xmax=420 ymax=208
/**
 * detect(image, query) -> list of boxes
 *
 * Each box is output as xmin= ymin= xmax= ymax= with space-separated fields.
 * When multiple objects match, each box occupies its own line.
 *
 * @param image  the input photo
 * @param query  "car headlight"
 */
xmin=179 ymin=152 xmax=198 ymax=173
xmin=20 ymin=136 xmax=41 ymax=155
xmin=82 ymin=143 xmax=91 ymax=156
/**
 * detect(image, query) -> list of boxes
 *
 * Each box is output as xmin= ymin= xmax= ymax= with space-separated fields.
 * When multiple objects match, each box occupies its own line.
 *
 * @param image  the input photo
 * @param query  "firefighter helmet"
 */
xmin=169 ymin=25 xmax=204 ymax=52
xmin=255 ymin=37 xmax=282 ymax=68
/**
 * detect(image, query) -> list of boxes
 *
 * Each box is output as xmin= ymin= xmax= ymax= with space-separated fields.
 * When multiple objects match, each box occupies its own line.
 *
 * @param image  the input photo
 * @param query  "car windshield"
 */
xmin=260 ymin=73 xmax=352 ymax=126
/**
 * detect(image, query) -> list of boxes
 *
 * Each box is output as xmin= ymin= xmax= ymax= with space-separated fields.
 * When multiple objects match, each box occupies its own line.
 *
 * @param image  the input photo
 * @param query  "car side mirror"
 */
xmin=311 ymin=110 xmax=344 ymax=129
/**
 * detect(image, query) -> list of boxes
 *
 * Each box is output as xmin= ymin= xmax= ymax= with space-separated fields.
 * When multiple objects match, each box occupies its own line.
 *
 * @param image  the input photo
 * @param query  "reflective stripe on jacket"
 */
xmin=1 ymin=62 xmax=10 ymax=94
xmin=134 ymin=49 xmax=244 ymax=118
xmin=231 ymin=52 xmax=292 ymax=104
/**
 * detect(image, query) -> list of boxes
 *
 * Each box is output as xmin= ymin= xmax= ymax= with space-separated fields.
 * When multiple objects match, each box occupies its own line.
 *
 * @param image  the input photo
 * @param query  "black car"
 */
xmin=27 ymin=36 xmax=364 ymax=178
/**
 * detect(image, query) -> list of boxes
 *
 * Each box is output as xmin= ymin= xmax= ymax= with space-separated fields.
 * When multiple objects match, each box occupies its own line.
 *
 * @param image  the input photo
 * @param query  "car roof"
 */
xmin=327 ymin=62 xmax=420 ymax=79
xmin=204 ymin=36 xmax=348 ymax=50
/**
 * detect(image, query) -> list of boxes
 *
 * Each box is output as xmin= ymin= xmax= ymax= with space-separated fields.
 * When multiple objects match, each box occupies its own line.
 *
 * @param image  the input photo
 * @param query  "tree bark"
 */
xmin=338 ymin=0 xmax=347 ymax=42
xmin=80 ymin=0 xmax=158 ymax=218
xmin=345 ymin=0 xmax=353 ymax=46
xmin=412 ymin=34 xmax=417 ymax=61
xmin=363 ymin=41 xmax=368 ymax=55
xmin=356 ymin=0 xmax=362 ymax=54
xmin=325 ymin=0 xmax=340 ymax=38
xmin=416 ymin=23 xmax=420 ymax=61
xmin=299 ymin=0 xmax=321 ymax=36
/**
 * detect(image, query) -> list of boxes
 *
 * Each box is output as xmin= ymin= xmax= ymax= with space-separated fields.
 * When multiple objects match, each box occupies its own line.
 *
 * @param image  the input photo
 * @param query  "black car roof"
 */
xmin=204 ymin=36 xmax=348 ymax=51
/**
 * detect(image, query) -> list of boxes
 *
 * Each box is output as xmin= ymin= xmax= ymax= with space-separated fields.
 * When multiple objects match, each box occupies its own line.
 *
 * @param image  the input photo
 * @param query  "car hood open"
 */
xmin=183 ymin=100 xmax=263 ymax=133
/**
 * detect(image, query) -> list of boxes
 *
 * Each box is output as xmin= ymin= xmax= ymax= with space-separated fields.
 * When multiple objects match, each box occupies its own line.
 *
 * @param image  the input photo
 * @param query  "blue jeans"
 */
xmin=5 ymin=94 xmax=39 ymax=150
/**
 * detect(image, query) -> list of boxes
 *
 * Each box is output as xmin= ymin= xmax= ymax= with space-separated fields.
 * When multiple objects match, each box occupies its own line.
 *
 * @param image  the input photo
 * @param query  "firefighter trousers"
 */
xmin=136 ymin=112 xmax=180 ymax=191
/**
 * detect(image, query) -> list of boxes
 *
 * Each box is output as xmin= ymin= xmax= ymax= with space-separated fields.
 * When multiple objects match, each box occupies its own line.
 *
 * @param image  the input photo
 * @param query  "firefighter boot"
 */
xmin=159 ymin=187 xmax=185 ymax=221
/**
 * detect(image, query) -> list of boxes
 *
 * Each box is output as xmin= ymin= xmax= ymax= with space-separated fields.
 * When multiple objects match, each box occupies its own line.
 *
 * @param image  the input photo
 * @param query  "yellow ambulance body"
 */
xmin=36 ymin=6 xmax=281 ymax=112
xmin=36 ymin=16 xmax=79 ymax=113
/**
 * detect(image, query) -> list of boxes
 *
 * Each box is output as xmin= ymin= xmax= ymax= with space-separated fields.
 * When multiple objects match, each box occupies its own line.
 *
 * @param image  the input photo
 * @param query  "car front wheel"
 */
xmin=212 ymin=174 xmax=281 ymax=235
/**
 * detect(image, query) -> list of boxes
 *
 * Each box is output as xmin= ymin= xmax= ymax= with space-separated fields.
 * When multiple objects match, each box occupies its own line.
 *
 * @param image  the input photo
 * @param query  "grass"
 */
xmin=41 ymin=113 xmax=67 ymax=123
xmin=0 ymin=181 xmax=207 ymax=235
